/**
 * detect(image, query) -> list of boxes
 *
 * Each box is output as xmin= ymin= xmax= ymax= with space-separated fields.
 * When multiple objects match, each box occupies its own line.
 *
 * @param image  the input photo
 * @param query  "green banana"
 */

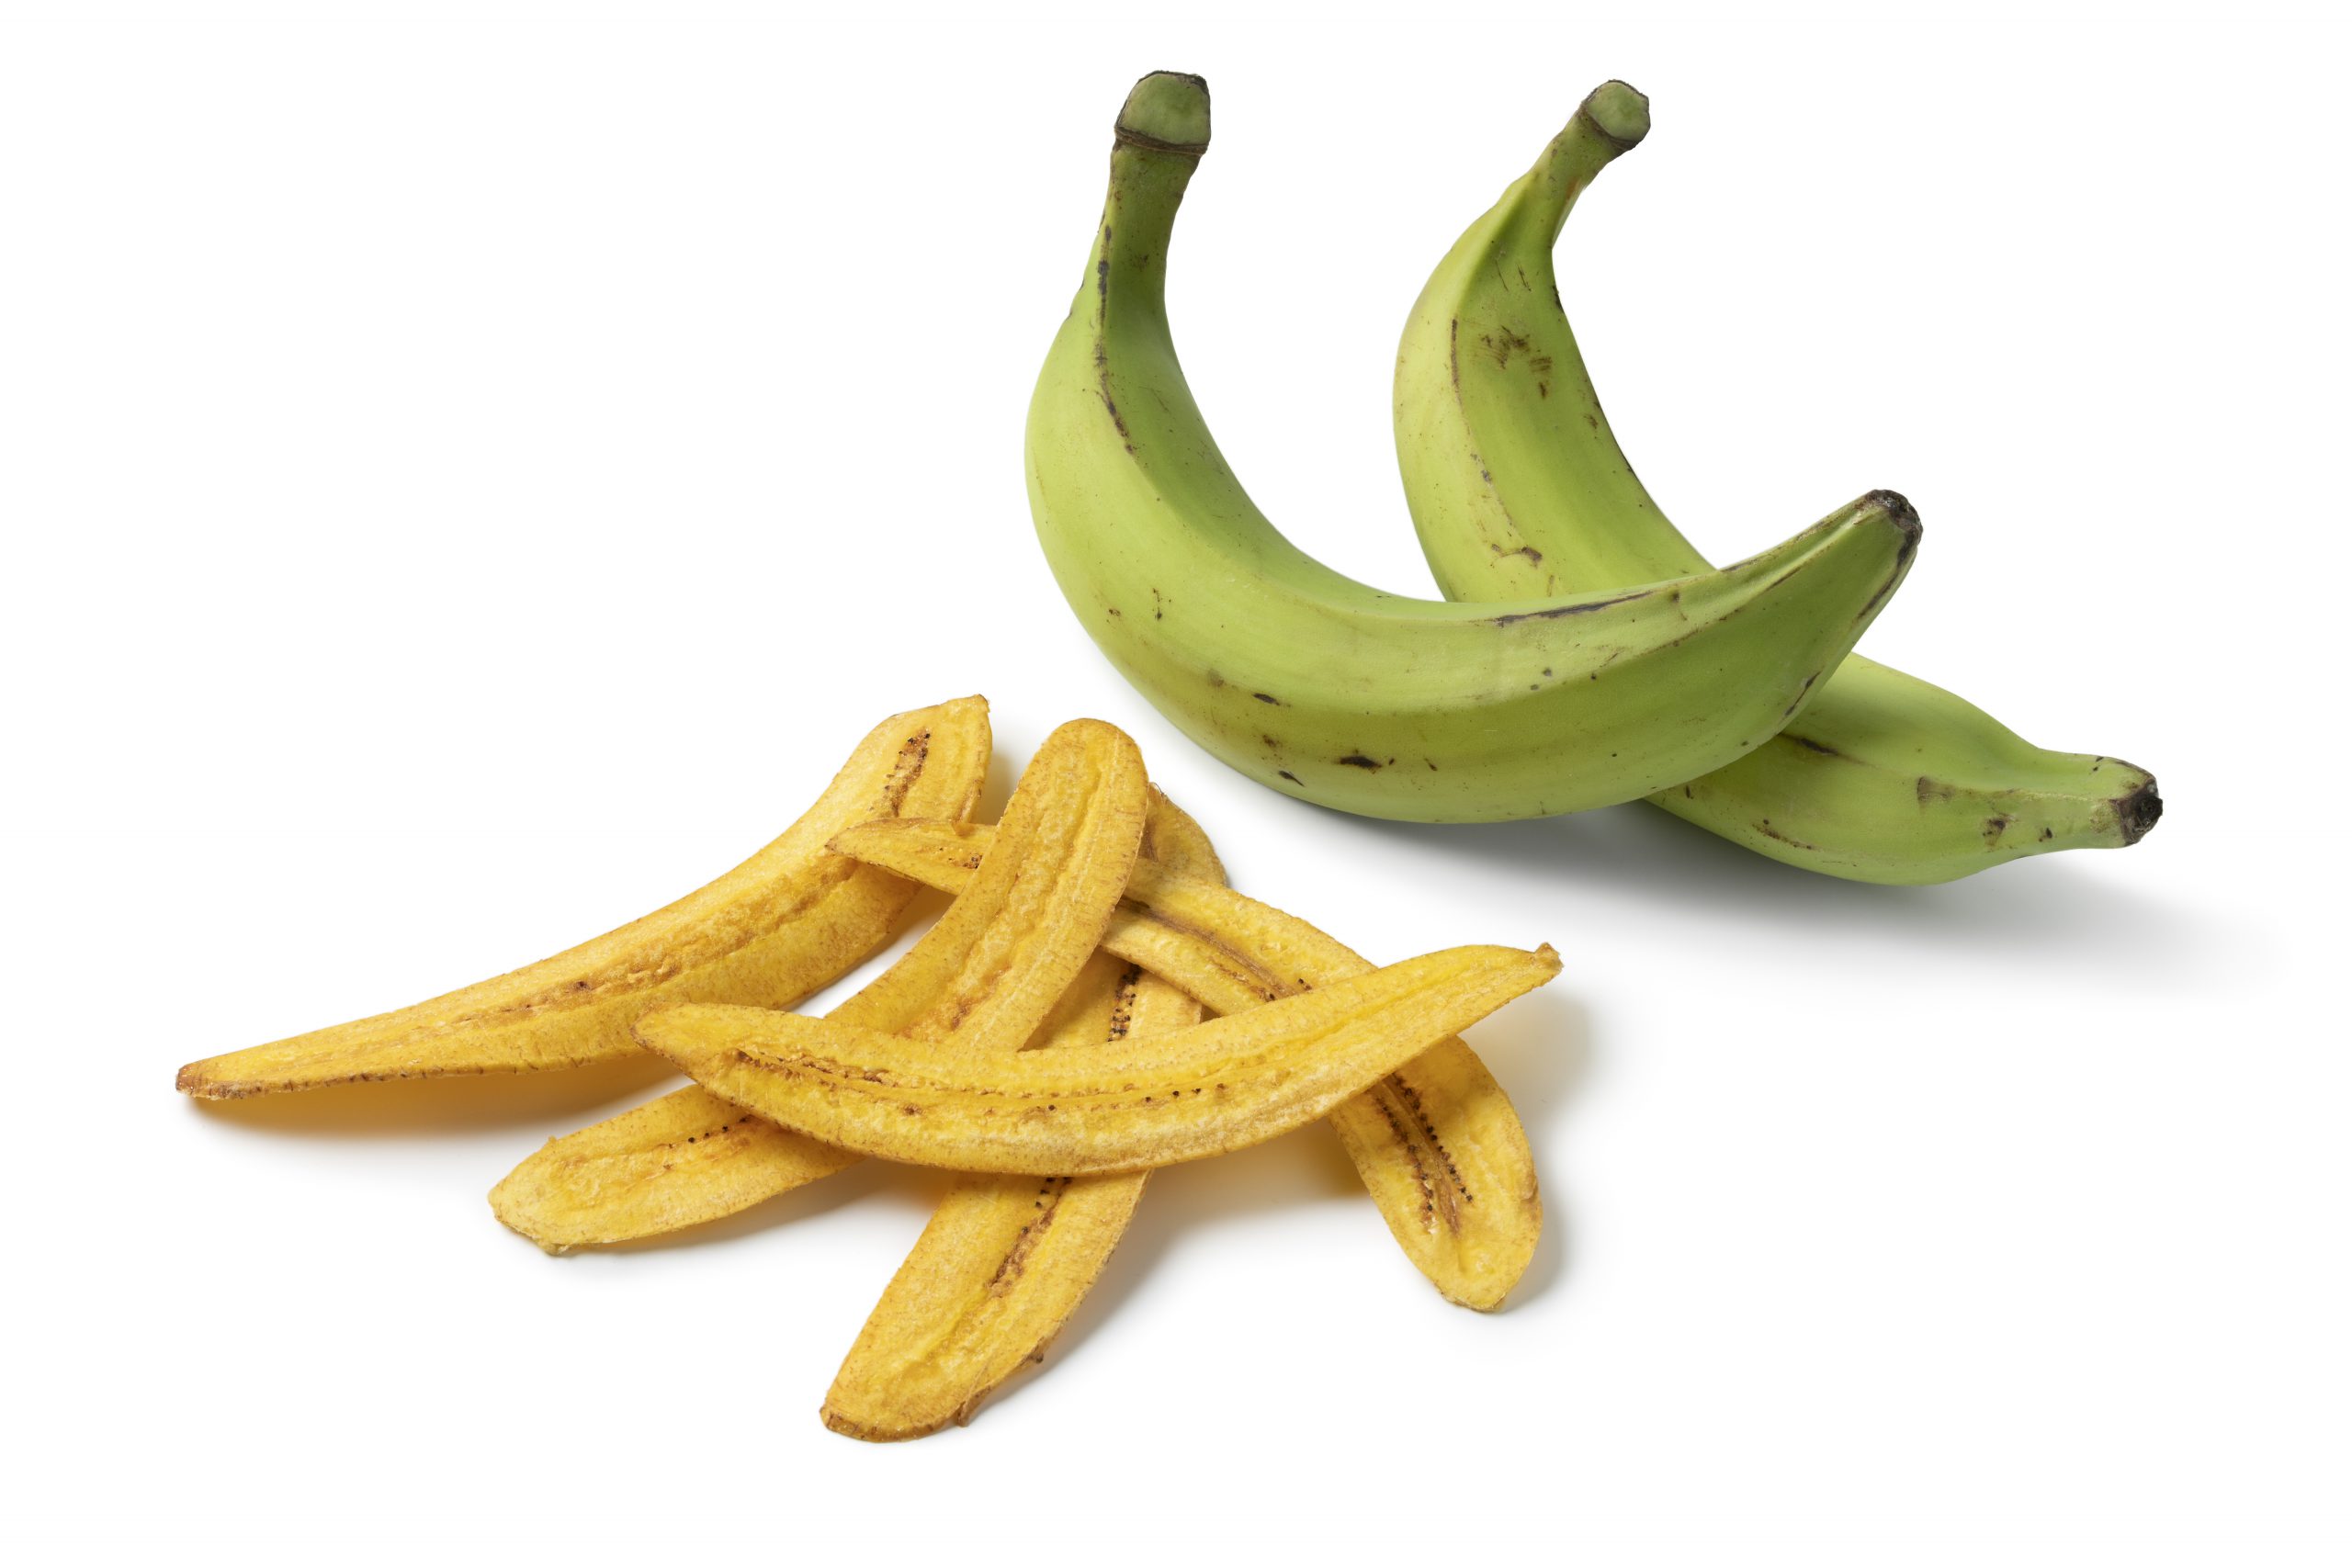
xmin=1030 ymin=73 xmax=1921 ymax=824
xmin=1395 ymin=81 xmax=2162 ymax=880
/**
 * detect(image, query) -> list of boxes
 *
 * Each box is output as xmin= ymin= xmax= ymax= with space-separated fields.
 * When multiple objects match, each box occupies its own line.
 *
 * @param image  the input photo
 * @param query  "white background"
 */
xmin=3 ymin=2 xmax=2345 ymax=1562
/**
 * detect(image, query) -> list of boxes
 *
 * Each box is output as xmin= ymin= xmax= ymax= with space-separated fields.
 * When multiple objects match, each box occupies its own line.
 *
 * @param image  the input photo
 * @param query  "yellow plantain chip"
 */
xmin=823 ymin=956 xmax=1195 ymax=1441
xmin=821 ymin=792 xmax=1222 ymax=1441
xmin=864 ymin=786 xmax=1221 ymax=909
xmin=819 ymin=717 xmax=1149 ymax=1049
xmin=485 ymin=1089 xmax=864 ymax=1249
xmin=175 ymin=697 xmax=991 ymax=1100
xmin=825 ymin=1168 xmax=1145 ymax=1442
xmin=490 ymin=718 xmax=1148 ymax=1249
xmin=833 ymin=816 xmax=1544 ymax=1310
xmin=633 ymin=943 xmax=1561 ymax=1178
xmin=1137 ymin=784 xmax=1227 ymax=886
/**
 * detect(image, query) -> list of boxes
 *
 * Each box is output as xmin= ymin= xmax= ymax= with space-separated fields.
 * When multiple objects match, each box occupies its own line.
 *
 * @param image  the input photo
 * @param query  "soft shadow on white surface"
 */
xmin=977 ymin=739 xmax=1020 ymax=821
xmin=971 ymin=1125 xmax=1366 ymax=1427
xmin=1336 ymin=802 xmax=2209 ymax=975
xmin=1463 ymin=986 xmax=1592 ymax=1314
xmin=990 ymin=983 xmax=1598 ymax=1425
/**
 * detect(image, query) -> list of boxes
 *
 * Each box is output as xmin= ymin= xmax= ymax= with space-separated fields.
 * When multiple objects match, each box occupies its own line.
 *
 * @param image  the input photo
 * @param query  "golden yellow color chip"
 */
xmin=813 ymin=718 xmax=1148 ymax=1050
xmin=834 ymin=816 xmax=1544 ymax=1310
xmin=491 ymin=718 xmax=1148 ymax=1249
xmin=484 ymin=1086 xmax=865 ymax=1252
xmin=175 ymin=697 xmax=991 ymax=1100
xmin=634 ymin=943 xmax=1561 ymax=1177
xmin=1136 ymin=785 xmax=1227 ymax=886
xmin=821 ymin=789 xmax=1223 ymax=1441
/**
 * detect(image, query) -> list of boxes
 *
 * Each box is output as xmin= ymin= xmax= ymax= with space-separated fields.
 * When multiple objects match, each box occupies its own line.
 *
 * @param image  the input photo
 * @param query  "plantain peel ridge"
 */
xmin=490 ymin=719 xmax=1149 ymax=1250
xmin=177 ymin=697 xmax=991 ymax=1100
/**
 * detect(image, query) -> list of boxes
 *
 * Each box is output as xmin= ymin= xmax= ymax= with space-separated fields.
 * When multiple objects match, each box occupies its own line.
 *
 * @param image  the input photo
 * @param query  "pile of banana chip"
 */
xmin=178 ymin=698 xmax=1558 ymax=1439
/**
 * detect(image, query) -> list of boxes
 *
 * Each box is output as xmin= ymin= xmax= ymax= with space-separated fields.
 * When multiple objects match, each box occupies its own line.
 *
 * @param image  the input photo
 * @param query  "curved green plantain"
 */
xmin=1394 ymin=81 xmax=2161 ymax=881
xmin=1028 ymin=72 xmax=1922 ymax=824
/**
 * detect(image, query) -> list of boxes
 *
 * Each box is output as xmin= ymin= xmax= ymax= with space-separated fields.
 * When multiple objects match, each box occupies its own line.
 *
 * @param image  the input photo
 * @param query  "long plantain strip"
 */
xmin=821 ymin=789 xmax=1223 ymax=1440
xmin=489 ymin=719 xmax=1148 ymax=1249
xmin=482 ymin=1090 xmax=864 ymax=1248
xmin=1134 ymin=784 xmax=1226 ymax=887
xmin=633 ymin=944 xmax=1561 ymax=1177
xmin=809 ymin=718 xmax=1148 ymax=1049
xmin=834 ymin=816 xmax=1543 ymax=1310
xmin=175 ymin=697 xmax=991 ymax=1100
xmin=824 ymin=1170 xmax=1148 ymax=1440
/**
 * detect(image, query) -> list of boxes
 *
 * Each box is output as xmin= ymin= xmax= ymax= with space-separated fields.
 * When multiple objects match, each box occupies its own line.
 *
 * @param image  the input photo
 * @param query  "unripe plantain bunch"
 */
xmin=1028 ymin=73 xmax=2161 ymax=885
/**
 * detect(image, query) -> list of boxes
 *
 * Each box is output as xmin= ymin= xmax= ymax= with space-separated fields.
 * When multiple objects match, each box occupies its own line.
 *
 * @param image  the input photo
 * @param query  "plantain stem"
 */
xmin=1522 ymin=81 xmax=1651 ymax=250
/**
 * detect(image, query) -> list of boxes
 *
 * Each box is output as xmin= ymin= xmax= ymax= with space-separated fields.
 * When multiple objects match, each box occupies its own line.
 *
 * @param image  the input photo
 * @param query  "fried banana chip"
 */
xmin=821 ymin=791 xmax=1222 ymax=1441
xmin=816 ymin=718 xmax=1148 ymax=1049
xmin=633 ymin=943 xmax=1561 ymax=1177
xmin=490 ymin=718 xmax=1148 ymax=1249
xmin=1138 ymin=783 xmax=1226 ymax=885
xmin=822 ymin=956 xmax=1193 ymax=1440
xmin=834 ymin=816 xmax=1543 ymax=1310
xmin=484 ymin=1089 xmax=864 ymax=1247
xmin=175 ymin=697 xmax=991 ymax=1100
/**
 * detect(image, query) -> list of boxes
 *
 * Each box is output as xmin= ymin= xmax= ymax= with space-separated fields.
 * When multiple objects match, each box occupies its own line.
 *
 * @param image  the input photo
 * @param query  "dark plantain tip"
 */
xmin=1864 ymin=488 xmax=1921 ymax=536
xmin=2115 ymin=779 xmax=2164 ymax=845
xmin=1847 ymin=491 xmax=1924 ymax=625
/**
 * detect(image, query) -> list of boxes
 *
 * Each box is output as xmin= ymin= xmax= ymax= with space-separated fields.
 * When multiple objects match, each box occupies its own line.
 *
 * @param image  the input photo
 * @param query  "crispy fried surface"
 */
xmin=833 ymin=817 xmax=1544 ymax=1309
xmin=491 ymin=719 xmax=1148 ymax=1248
xmin=486 ymin=1089 xmax=862 ymax=1252
xmin=828 ymin=718 xmax=1148 ymax=1049
xmin=636 ymin=944 xmax=1560 ymax=1177
xmin=821 ymin=796 xmax=1222 ymax=1440
xmin=1136 ymin=784 xmax=1225 ymax=886
xmin=177 ymin=697 xmax=990 ymax=1099
xmin=821 ymin=957 xmax=1195 ymax=1440
xmin=824 ymin=1166 xmax=1145 ymax=1442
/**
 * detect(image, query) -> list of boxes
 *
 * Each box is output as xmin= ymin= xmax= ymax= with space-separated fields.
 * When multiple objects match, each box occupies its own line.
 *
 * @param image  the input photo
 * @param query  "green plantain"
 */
xmin=1028 ymin=72 xmax=1921 ymax=824
xmin=1394 ymin=81 xmax=2160 ymax=881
